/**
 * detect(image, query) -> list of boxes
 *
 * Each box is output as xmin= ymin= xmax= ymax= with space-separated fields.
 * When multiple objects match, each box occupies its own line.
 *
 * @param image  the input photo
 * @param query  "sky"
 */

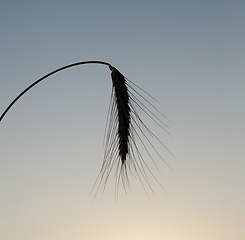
xmin=0 ymin=0 xmax=245 ymax=239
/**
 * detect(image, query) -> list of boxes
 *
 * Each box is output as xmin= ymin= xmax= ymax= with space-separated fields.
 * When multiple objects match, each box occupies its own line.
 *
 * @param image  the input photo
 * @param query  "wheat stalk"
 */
xmin=0 ymin=61 xmax=173 ymax=199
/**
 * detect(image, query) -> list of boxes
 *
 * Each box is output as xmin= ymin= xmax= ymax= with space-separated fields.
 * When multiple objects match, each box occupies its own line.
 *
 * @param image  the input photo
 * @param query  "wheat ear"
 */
xmin=92 ymin=67 xmax=173 ymax=201
xmin=110 ymin=66 xmax=130 ymax=163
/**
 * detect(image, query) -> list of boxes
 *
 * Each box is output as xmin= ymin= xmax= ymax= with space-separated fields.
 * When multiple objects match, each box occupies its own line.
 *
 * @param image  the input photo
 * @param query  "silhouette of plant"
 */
xmin=0 ymin=61 xmax=173 ymax=199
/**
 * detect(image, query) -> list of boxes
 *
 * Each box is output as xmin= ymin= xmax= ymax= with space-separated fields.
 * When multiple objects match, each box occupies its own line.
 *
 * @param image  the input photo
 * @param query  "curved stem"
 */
xmin=0 ymin=61 xmax=113 ymax=122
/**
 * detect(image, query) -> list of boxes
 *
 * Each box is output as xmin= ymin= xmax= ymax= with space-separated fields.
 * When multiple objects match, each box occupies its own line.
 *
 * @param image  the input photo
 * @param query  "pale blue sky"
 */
xmin=0 ymin=1 xmax=245 ymax=239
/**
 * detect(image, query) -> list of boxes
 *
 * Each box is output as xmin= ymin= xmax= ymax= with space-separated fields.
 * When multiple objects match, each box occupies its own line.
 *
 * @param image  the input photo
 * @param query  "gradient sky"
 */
xmin=1 ymin=1 xmax=245 ymax=239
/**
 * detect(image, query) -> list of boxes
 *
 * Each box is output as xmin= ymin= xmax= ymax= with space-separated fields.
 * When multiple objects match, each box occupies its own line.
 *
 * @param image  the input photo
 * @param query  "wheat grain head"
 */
xmin=91 ymin=66 xmax=173 ymax=201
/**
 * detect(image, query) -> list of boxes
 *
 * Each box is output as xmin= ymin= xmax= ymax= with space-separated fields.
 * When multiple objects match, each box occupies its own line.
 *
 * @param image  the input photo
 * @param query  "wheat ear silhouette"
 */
xmin=0 ymin=61 xmax=173 ymax=199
